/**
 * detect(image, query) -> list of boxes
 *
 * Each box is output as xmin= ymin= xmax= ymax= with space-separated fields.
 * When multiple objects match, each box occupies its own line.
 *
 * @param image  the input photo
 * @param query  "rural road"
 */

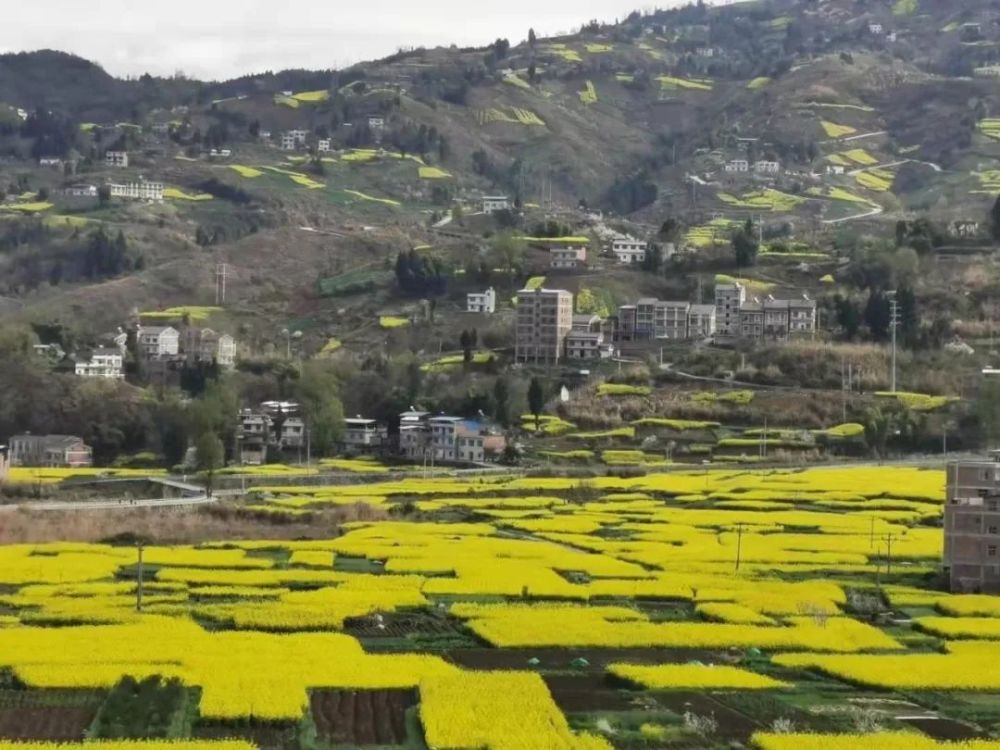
xmin=0 ymin=495 xmax=216 ymax=512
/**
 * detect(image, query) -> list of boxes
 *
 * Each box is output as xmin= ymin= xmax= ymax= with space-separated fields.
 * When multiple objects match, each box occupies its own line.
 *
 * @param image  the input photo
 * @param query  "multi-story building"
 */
xmin=456 ymin=422 xmax=486 ymax=463
xmin=181 ymin=327 xmax=236 ymax=369
xmin=789 ymin=296 xmax=818 ymax=335
xmin=237 ymin=410 xmax=271 ymax=465
xmin=945 ymin=453 xmax=1000 ymax=593
xmin=482 ymin=195 xmax=510 ymax=214
xmin=565 ymin=329 xmax=612 ymax=360
xmin=74 ymin=349 xmax=124 ymax=379
xmin=715 ymin=282 xmax=747 ymax=336
xmin=281 ymin=133 xmax=297 ymax=151
xmin=64 ymin=184 xmax=98 ymax=198
xmin=754 ymin=160 xmax=781 ymax=174
xmin=738 ymin=301 xmax=765 ymax=339
xmin=109 ymin=181 xmax=164 ymax=202
xmin=399 ymin=410 xmax=431 ymax=460
xmin=725 ymin=159 xmax=749 ymax=173
xmin=429 ymin=416 xmax=463 ymax=461
xmin=8 ymin=434 xmax=92 ymax=468
xmin=279 ymin=417 xmax=306 ymax=449
xmin=515 ymin=288 xmax=573 ymax=365
xmin=105 ymin=151 xmax=129 ymax=168
xmin=616 ymin=305 xmax=637 ymax=342
xmin=317 ymin=139 xmax=332 ymax=153
xmin=138 ymin=326 xmax=180 ymax=360
xmin=343 ymin=417 xmax=386 ymax=453
xmin=687 ymin=304 xmax=717 ymax=339
xmin=550 ymin=245 xmax=587 ymax=269
xmin=467 ymin=288 xmax=497 ymax=314
xmin=610 ymin=236 xmax=648 ymax=264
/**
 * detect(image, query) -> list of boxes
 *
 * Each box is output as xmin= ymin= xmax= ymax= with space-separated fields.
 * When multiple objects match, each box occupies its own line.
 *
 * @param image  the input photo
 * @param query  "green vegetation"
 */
xmin=876 ymin=391 xmax=958 ymax=412
xmin=632 ymin=418 xmax=721 ymax=430
xmin=657 ymin=75 xmax=712 ymax=91
xmin=597 ymin=383 xmax=651 ymax=397
xmin=379 ymin=316 xmax=410 ymax=329
xmin=567 ymin=426 xmax=636 ymax=440
xmin=821 ymin=120 xmax=857 ymax=138
xmin=141 ymin=306 xmax=221 ymax=321
xmin=747 ymin=77 xmax=771 ymax=90
xmin=579 ymin=81 xmax=598 ymax=104
xmin=717 ymin=189 xmax=804 ymax=212
xmin=690 ymin=390 xmax=755 ymax=406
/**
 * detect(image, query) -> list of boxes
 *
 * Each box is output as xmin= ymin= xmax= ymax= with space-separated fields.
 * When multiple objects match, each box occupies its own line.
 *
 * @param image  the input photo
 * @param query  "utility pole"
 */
xmin=136 ymin=543 xmax=144 ymax=613
xmin=841 ymin=359 xmax=847 ymax=423
xmin=885 ymin=533 xmax=895 ymax=576
xmin=215 ymin=263 xmax=228 ymax=305
xmin=735 ymin=523 xmax=744 ymax=572
xmin=889 ymin=291 xmax=900 ymax=393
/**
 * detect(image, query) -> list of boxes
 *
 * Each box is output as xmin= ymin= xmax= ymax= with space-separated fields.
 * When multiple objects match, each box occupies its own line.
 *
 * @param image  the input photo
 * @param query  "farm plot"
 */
xmin=0 ymin=465 xmax=988 ymax=748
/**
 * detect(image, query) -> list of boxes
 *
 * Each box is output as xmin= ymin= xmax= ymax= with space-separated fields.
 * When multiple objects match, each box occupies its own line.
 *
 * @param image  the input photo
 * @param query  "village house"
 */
xmin=467 ymin=288 xmax=497 ymax=314
xmin=39 ymin=157 xmax=63 ymax=168
xmin=515 ymin=287 xmax=574 ymax=365
xmin=137 ymin=326 xmax=180 ymax=360
xmin=209 ymin=148 xmax=232 ymax=158
xmin=482 ymin=195 xmax=511 ymax=214
xmin=944 ymin=453 xmax=1000 ymax=593
xmin=688 ymin=304 xmax=718 ymax=339
xmin=63 ymin=184 xmax=97 ymax=198
xmin=8 ymin=434 xmax=93 ymax=468
xmin=317 ymin=139 xmax=332 ymax=153
xmin=237 ymin=410 xmax=271 ymax=465
xmin=610 ymin=236 xmax=648 ymax=264
xmin=398 ymin=410 xmax=431 ymax=460
xmin=868 ymin=23 xmax=884 ymax=35
xmin=952 ymin=221 xmax=980 ymax=239
xmin=565 ymin=329 xmax=613 ymax=360
xmin=104 ymin=151 xmax=129 ymax=168
xmin=342 ymin=417 xmax=386 ymax=453
xmin=826 ymin=165 xmax=846 ymax=176
xmin=725 ymin=159 xmax=749 ymax=173
xmin=279 ymin=417 xmax=306 ymax=450
xmin=74 ymin=348 xmax=124 ymax=380
xmin=109 ymin=181 xmax=164 ymax=202
xmin=180 ymin=327 xmax=237 ymax=369
xmin=550 ymin=245 xmax=587 ymax=269
xmin=754 ymin=160 xmax=781 ymax=175
xmin=281 ymin=133 xmax=297 ymax=151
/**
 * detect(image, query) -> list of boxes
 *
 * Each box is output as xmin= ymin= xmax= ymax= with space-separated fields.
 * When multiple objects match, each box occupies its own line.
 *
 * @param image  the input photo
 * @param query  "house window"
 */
xmin=990 ymin=526 xmax=999 ymax=535
xmin=990 ymin=545 xmax=998 ymax=558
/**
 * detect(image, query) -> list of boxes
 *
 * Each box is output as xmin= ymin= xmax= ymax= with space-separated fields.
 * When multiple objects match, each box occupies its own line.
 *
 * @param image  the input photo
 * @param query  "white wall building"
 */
xmin=550 ymin=245 xmax=587 ymax=269
xmin=611 ymin=236 xmax=648 ymax=264
xmin=725 ymin=159 xmax=749 ymax=173
xmin=64 ymin=184 xmax=97 ymax=198
xmin=317 ymin=139 xmax=332 ymax=153
xmin=74 ymin=349 xmax=124 ymax=379
xmin=715 ymin=282 xmax=747 ymax=336
xmin=105 ymin=151 xmax=129 ymax=168
xmin=109 ymin=181 xmax=164 ymax=202
xmin=138 ymin=326 xmax=180 ymax=360
xmin=754 ymin=160 xmax=781 ymax=174
xmin=565 ymin=330 xmax=612 ymax=360
xmin=467 ymin=288 xmax=497 ymax=314
xmin=482 ymin=195 xmax=511 ymax=214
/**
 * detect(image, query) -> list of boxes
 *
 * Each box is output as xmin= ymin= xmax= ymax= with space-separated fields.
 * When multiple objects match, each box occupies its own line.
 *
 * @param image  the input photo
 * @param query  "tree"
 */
xmin=528 ymin=28 xmax=537 ymax=47
xmin=97 ymin=184 xmax=111 ymax=206
xmin=194 ymin=431 xmax=224 ymax=496
xmin=834 ymin=294 xmax=862 ymax=340
xmin=641 ymin=243 xmax=663 ymax=273
xmin=460 ymin=330 xmax=474 ymax=364
xmin=528 ymin=377 xmax=545 ymax=431
xmin=864 ymin=290 xmax=891 ymax=341
xmin=977 ymin=377 xmax=1000 ymax=449
xmin=658 ymin=218 xmax=680 ymax=242
xmin=493 ymin=376 xmax=511 ymax=428
xmin=490 ymin=233 xmax=524 ymax=288
xmin=294 ymin=363 xmax=345 ymax=457
xmin=732 ymin=222 xmax=759 ymax=268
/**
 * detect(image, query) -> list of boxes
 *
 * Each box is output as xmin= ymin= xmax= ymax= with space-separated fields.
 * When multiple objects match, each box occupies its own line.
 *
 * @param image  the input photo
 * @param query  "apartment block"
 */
xmin=945 ymin=454 xmax=1000 ymax=593
xmin=515 ymin=288 xmax=573 ymax=365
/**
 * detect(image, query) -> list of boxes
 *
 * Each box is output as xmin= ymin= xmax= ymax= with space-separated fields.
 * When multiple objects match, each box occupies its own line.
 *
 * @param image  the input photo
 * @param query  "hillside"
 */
xmin=0 ymin=0 xmax=998 ymax=432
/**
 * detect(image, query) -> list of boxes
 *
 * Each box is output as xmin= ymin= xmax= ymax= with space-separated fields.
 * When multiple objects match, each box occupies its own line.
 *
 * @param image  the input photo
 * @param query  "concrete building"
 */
xmin=565 ymin=329 xmax=613 ymax=360
xmin=740 ymin=296 xmax=817 ymax=340
xmin=138 ymin=326 xmax=180 ymax=360
xmin=343 ymin=417 xmax=385 ymax=452
xmin=181 ymin=327 xmax=236 ymax=369
xmin=74 ymin=349 xmax=124 ymax=379
xmin=105 ymin=151 xmax=129 ymax=168
xmin=482 ymin=195 xmax=511 ymax=214
xmin=617 ymin=305 xmax=637 ymax=341
xmin=687 ymin=304 xmax=717 ymax=339
xmin=281 ymin=133 xmax=297 ymax=150
xmin=789 ymin=296 xmax=818 ymax=335
xmin=715 ymin=282 xmax=747 ymax=336
xmin=611 ymin=236 xmax=648 ymax=264
xmin=279 ymin=417 xmax=306 ymax=449
xmin=738 ymin=301 xmax=765 ymax=339
xmin=869 ymin=23 xmax=884 ymax=35
xmin=550 ymin=245 xmax=587 ymax=269
xmin=467 ymin=288 xmax=497 ymax=314
xmin=109 ymin=181 xmax=164 ymax=202
xmin=64 ymin=184 xmax=97 ymax=198
xmin=754 ymin=160 xmax=781 ymax=174
xmin=8 ymin=435 xmax=92 ymax=468
xmin=237 ymin=410 xmax=271 ymax=465
xmin=945 ymin=453 xmax=1000 ymax=593
xmin=725 ymin=159 xmax=749 ymax=173
xmin=317 ymin=139 xmax=332 ymax=153
xmin=515 ymin=287 xmax=573 ymax=365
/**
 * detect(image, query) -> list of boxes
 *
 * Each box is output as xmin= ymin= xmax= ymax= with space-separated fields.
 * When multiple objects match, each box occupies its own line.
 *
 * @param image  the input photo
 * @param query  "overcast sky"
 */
xmin=0 ymin=0 xmax=700 ymax=81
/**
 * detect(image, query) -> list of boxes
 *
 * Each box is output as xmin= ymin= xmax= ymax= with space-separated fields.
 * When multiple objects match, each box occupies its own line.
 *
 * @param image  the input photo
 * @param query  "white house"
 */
xmin=826 ymin=165 xmax=846 ymax=176
xmin=754 ymin=160 xmax=781 ymax=174
xmin=138 ymin=326 xmax=180 ymax=360
xmin=281 ymin=133 xmax=297 ymax=151
xmin=279 ymin=417 xmax=306 ymax=449
xmin=725 ymin=159 xmax=749 ymax=173
xmin=109 ymin=181 xmax=164 ymax=202
xmin=105 ymin=151 xmax=129 ymax=168
xmin=611 ymin=236 xmax=648 ymax=264
xmin=467 ymin=287 xmax=497 ymax=314
xmin=482 ymin=195 xmax=511 ymax=214
xmin=317 ymin=139 xmax=332 ymax=153
xmin=565 ymin=330 xmax=613 ymax=360
xmin=209 ymin=148 xmax=232 ymax=158
xmin=550 ymin=246 xmax=587 ymax=269
xmin=39 ymin=158 xmax=63 ymax=168
xmin=343 ymin=417 xmax=385 ymax=452
xmin=868 ymin=23 xmax=884 ymax=35
xmin=64 ymin=184 xmax=97 ymax=198
xmin=289 ymin=129 xmax=309 ymax=144
xmin=368 ymin=116 xmax=385 ymax=131
xmin=74 ymin=349 xmax=124 ymax=380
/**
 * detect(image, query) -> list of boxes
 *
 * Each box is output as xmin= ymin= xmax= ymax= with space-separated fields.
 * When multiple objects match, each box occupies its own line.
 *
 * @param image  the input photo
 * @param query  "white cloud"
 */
xmin=0 ymin=0 xmax=675 ymax=79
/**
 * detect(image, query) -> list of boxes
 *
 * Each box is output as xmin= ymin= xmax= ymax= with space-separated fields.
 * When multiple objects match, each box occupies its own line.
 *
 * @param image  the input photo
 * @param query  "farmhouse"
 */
xmin=826 ymin=165 xmax=846 ymax=176
xmin=482 ymin=195 xmax=511 ymax=214
xmin=180 ymin=327 xmax=237 ymax=369
xmin=317 ymin=139 xmax=332 ymax=153
xmin=467 ymin=288 xmax=497 ymax=314
xmin=725 ymin=159 xmax=749 ymax=173
xmin=868 ymin=23 xmax=884 ymax=35
xmin=944 ymin=453 xmax=1000 ymax=593
xmin=74 ymin=349 xmax=124 ymax=380
xmin=281 ymin=134 xmax=297 ymax=151
xmin=138 ymin=326 xmax=180 ymax=360
xmin=104 ymin=151 xmax=129 ymax=168
xmin=952 ymin=221 xmax=980 ymax=238
xmin=715 ymin=282 xmax=747 ymax=336
xmin=63 ymin=184 xmax=97 ymax=198
xmin=610 ymin=236 xmax=648 ymax=264
xmin=8 ymin=434 xmax=93 ymax=468
xmin=343 ymin=417 xmax=386 ymax=453
xmin=550 ymin=245 xmax=587 ymax=269
xmin=754 ymin=160 xmax=781 ymax=174
xmin=565 ymin=329 xmax=613 ymax=360
xmin=688 ymin=304 xmax=717 ymax=338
